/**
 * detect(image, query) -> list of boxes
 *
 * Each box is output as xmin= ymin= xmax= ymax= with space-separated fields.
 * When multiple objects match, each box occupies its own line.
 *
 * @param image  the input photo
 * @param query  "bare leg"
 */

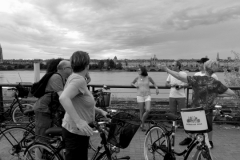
xmin=142 ymin=101 xmax=151 ymax=129
xmin=138 ymin=102 xmax=145 ymax=127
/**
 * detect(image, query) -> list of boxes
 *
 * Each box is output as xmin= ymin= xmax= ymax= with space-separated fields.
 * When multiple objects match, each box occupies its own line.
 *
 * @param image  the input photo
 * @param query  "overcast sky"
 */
xmin=1 ymin=0 xmax=240 ymax=60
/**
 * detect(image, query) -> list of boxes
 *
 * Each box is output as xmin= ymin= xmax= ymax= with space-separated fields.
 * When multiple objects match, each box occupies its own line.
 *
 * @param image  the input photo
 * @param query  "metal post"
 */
xmin=0 ymin=86 xmax=3 ymax=115
xmin=186 ymin=87 xmax=189 ymax=108
xmin=34 ymin=60 xmax=40 ymax=82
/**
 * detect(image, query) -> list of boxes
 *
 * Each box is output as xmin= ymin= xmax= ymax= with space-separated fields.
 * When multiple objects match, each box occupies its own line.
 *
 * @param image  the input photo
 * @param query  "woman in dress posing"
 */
xmin=131 ymin=66 xmax=159 ymax=131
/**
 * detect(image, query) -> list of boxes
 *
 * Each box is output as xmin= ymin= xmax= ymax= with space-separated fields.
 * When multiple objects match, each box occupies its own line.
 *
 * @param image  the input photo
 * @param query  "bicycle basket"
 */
xmin=97 ymin=92 xmax=111 ymax=108
xmin=107 ymin=112 xmax=140 ymax=149
xmin=181 ymin=107 xmax=209 ymax=133
xmin=16 ymin=84 xmax=29 ymax=98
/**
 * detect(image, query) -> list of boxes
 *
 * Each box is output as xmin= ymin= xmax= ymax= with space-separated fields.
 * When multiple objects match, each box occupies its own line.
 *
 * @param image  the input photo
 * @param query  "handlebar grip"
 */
xmin=220 ymin=111 xmax=224 ymax=115
xmin=7 ymin=88 xmax=16 ymax=91
xmin=106 ymin=113 xmax=112 ymax=119
xmin=88 ymin=122 xmax=95 ymax=128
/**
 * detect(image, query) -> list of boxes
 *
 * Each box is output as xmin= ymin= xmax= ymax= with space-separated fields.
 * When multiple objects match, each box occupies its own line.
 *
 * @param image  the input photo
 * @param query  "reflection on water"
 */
xmin=0 ymin=70 xmax=226 ymax=98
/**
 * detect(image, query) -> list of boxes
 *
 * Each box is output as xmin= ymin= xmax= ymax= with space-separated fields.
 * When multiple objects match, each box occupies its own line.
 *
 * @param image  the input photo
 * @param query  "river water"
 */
xmin=0 ymin=70 xmax=227 ymax=98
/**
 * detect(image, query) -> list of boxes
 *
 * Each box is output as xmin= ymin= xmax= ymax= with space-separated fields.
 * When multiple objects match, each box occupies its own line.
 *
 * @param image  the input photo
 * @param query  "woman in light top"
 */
xmin=131 ymin=66 xmax=159 ymax=131
xmin=59 ymin=51 xmax=107 ymax=160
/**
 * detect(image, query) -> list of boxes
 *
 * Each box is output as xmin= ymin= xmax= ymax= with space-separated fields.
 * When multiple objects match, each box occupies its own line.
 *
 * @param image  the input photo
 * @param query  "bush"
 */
xmin=223 ymin=51 xmax=240 ymax=98
xmin=223 ymin=51 xmax=240 ymax=117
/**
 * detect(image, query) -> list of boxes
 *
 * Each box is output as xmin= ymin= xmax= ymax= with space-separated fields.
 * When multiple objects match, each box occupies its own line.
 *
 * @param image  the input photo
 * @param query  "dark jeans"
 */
xmin=62 ymin=127 xmax=90 ymax=160
xmin=35 ymin=111 xmax=53 ymax=142
xmin=169 ymin=98 xmax=186 ymax=115
xmin=206 ymin=110 xmax=213 ymax=132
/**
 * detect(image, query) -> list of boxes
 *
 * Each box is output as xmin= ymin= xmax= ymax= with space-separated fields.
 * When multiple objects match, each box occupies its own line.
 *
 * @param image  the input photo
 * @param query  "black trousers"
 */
xmin=62 ymin=127 xmax=90 ymax=160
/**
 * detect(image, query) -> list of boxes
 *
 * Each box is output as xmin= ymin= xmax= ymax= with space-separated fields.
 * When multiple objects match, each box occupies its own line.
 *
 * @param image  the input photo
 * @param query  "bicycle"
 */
xmin=1 ymin=84 xmax=34 ymax=123
xmin=144 ymin=107 xmax=214 ymax=160
xmin=0 ymin=122 xmax=35 ymax=160
xmin=23 ymin=112 xmax=140 ymax=160
xmin=90 ymin=85 xmax=113 ymax=153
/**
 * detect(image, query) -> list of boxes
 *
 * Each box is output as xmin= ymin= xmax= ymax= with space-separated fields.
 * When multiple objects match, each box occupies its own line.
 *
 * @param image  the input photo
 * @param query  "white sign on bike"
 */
xmin=181 ymin=109 xmax=208 ymax=132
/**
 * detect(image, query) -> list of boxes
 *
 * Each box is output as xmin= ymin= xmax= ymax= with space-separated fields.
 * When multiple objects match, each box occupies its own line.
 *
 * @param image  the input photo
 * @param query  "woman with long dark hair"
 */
xmin=131 ymin=66 xmax=159 ymax=131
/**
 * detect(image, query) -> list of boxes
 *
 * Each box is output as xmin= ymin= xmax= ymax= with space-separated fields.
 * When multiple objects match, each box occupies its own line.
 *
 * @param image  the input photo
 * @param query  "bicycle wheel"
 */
xmin=24 ymin=143 xmax=62 ymax=160
xmin=12 ymin=103 xmax=33 ymax=123
xmin=0 ymin=126 xmax=34 ymax=160
xmin=144 ymin=126 xmax=170 ymax=160
xmin=193 ymin=146 xmax=213 ymax=160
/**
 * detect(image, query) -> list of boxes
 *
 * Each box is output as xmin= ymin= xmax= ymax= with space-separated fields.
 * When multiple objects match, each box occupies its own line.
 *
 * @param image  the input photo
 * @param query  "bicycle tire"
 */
xmin=0 ymin=126 xmax=34 ymax=160
xmin=24 ymin=143 xmax=63 ymax=160
xmin=12 ymin=103 xmax=33 ymax=123
xmin=144 ymin=126 xmax=170 ymax=160
xmin=192 ymin=146 xmax=213 ymax=160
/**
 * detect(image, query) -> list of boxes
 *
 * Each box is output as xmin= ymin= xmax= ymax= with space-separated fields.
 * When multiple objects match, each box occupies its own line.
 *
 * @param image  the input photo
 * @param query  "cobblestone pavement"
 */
xmin=90 ymin=123 xmax=240 ymax=160
xmin=1 ymin=124 xmax=239 ymax=160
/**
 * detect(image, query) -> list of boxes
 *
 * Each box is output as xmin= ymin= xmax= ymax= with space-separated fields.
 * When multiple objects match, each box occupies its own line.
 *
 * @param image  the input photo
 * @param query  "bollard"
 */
xmin=34 ymin=61 xmax=40 ymax=82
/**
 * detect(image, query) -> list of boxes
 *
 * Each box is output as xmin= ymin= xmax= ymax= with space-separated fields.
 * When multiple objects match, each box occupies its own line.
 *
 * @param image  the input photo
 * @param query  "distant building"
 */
xmin=217 ymin=53 xmax=220 ymax=61
xmin=0 ymin=44 xmax=3 ymax=63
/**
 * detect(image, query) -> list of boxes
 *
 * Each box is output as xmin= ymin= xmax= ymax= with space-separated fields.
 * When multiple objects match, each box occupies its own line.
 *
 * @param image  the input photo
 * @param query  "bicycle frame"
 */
xmin=90 ymin=129 xmax=113 ymax=160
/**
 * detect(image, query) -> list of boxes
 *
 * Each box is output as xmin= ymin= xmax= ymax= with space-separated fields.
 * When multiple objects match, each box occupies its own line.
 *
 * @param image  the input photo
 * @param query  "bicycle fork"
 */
xmin=191 ymin=133 xmax=213 ymax=160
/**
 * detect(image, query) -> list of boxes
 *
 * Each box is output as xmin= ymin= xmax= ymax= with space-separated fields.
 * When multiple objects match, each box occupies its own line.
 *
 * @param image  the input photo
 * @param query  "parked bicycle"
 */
xmin=23 ymin=112 xmax=140 ymax=160
xmin=0 ymin=84 xmax=34 ymax=123
xmin=144 ymin=107 xmax=216 ymax=160
xmin=0 ymin=121 xmax=35 ymax=160
xmin=90 ymin=85 xmax=113 ymax=152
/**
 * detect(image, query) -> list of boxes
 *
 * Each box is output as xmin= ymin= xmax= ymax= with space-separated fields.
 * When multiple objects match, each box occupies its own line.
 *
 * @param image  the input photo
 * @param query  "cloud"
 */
xmin=165 ymin=5 xmax=240 ymax=30
xmin=1 ymin=0 xmax=240 ymax=60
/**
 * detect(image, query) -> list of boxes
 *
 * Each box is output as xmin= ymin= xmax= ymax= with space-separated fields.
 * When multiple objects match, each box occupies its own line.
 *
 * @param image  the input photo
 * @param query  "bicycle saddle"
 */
xmin=23 ymin=109 xmax=35 ymax=117
xmin=164 ymin=113 xmax=181 ymax=121
xmin=45 ymin=127 xmax=62 ymax=137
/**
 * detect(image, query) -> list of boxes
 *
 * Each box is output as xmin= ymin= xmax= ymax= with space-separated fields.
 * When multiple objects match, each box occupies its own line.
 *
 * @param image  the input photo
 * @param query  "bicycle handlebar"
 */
xmin=7 ymin=88 xmax=17 ymax=91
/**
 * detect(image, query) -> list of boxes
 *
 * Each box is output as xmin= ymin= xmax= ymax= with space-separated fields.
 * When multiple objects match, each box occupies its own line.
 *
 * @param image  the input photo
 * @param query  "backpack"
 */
xmin=31 ymin=72 xmax=65 ymax=126
xmin=31 ymin=72 xmax=61 ymax=98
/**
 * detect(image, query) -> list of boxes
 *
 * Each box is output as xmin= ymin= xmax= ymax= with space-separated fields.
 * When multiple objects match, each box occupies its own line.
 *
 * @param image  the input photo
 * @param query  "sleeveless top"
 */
xmin=136 ymin=76 xmax=151 ymax=97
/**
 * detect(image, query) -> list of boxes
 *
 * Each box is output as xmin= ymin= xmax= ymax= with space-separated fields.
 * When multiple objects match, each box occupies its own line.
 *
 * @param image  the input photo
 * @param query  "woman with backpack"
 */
xmin=33 ymin=59 xmax=72 ymax=142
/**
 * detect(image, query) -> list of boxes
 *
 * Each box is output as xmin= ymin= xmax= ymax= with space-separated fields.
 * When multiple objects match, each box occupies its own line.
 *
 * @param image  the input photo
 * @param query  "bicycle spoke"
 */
xmin=0 ymin=127 xmax=33 ymax=160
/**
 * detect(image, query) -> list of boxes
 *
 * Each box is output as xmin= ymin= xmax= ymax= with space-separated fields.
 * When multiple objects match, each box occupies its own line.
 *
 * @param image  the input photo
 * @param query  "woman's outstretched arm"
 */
xmin=159 ymin=64 xmax=188 ymax=83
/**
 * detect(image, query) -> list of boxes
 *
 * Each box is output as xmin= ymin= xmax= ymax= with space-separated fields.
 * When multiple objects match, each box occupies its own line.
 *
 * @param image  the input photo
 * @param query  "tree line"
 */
xmin=0 ymin=59 xmax=122 ymax=70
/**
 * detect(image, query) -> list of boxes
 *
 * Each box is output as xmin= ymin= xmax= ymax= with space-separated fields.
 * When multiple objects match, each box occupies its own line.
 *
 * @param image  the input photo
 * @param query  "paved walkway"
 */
xmin=95 ymin=123 xmax=240 ymax=160
xmin=0 ymin=123 xmax=239 ymax=160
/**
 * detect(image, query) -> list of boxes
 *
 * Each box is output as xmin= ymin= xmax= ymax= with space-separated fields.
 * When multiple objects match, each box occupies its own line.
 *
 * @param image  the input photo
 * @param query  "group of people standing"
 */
xmin=33 ymin=51 xmax=236 ymax=160
xmin=33 ymin=51 xmax=107 ymax=160
xmin=131 ymin=57 xmax=236 ymax=149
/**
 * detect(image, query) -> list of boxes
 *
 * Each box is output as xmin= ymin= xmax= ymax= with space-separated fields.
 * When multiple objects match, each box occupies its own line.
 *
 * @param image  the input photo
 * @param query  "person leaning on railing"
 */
xmin=158 ymin=59 xmax=236 ymax=149
xmin=131 ymin=66 xmax=159 ymax=131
